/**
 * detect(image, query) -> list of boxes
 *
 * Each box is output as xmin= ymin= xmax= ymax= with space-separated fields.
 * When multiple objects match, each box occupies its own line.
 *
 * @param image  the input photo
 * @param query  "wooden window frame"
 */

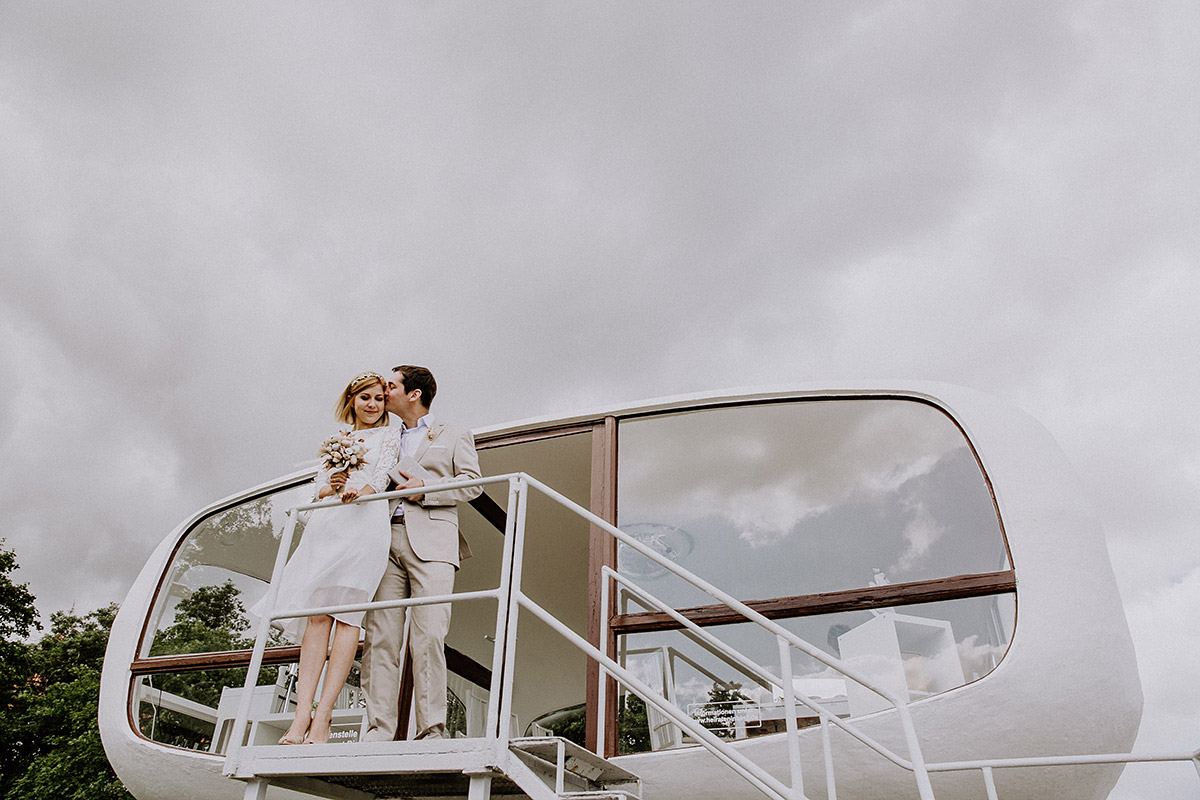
xmin=609 ymin=570 xmax=1016 ymax=635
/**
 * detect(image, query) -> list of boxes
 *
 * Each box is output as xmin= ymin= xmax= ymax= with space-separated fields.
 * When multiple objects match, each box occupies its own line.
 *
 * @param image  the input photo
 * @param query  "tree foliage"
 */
xmin=0 ymin=538 xmax=132 ymax=799
xmin=140 ymin=579 xmax=263 ymax=749
xmin=0 ymin=540 xmax=40 ymax=714
xmin=702 ymin=680 xmax=752 ymax=740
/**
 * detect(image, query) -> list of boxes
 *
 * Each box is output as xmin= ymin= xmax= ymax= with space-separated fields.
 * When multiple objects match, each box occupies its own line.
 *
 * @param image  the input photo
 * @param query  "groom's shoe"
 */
xmin=361 ymin=727 xmax=394 ymax=744
xmin=414 ymin=724 xmax=446 ymax=741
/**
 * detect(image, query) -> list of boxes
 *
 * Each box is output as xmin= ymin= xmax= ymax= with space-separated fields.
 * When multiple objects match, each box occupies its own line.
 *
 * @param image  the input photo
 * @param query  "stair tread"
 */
xmin=508 ymin=737 xmax=639 ymax=784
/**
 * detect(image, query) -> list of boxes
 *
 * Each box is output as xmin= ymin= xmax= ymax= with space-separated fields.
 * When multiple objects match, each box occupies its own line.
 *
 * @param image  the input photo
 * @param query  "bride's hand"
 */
xmin=340 ymin=485 xmax=374 ymax=504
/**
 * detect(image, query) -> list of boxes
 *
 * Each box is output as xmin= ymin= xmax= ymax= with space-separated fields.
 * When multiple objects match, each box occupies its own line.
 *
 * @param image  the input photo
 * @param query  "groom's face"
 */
xmin=385 ymin=373 xmax=408 ymax=415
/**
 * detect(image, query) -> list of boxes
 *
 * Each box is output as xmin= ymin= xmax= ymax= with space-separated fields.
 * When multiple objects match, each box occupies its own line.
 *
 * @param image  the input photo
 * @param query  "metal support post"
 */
xmin=242 ymin=777 xmax=269 ymax=800
xmin=497 ymin=476 xmax=529 ymax=744
xmin=485 ymin=477 xmax=522 ymax=741
xmin=821 ymin=712 xmax=837 ymax=800
xmin=777 ymin=635 xmax=804 ymax=800
xmin=467 ymin=774 xmax=493 ymax=800
xmin=556 ymin=738 xmax=567 ymax=795
xmin=226 ymin=508 xmax=301 ymax=770
xmin=982 ymin=766 xmax=999 ymax=800
xmin=597 ymin=573 xmax=611 ymax=755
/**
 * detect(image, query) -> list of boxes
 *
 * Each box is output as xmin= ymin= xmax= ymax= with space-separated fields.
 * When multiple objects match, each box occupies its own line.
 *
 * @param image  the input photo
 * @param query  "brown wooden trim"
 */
xmin=130 ymin=644 xmax=492 ymax=689
xmin=396 ymin=650 xmax=414 ymax=740
xmin=476 ymin=423 xmax=596 ymax=449
xmin=468 ymin=491 xmax=508 ymax=534
xmin=585 ymin=417 xmax=619 ymax=755
xmin=131 ymin=646 xmax=304 ymax=675
xmin=610 ymin=571 xmax=1016 ymax=635
xmin=447 ymin=646 xmax=492 ymax=690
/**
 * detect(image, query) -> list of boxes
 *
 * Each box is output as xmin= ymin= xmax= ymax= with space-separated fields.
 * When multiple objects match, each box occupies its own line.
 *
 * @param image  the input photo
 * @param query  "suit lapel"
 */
xmin=414 ymin=422 xmax=443 ymax=462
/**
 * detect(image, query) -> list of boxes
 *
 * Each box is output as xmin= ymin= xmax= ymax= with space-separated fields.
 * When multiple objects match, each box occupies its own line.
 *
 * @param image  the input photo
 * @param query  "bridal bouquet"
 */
xmin=318 ymin=432 xmax=368 ymax=487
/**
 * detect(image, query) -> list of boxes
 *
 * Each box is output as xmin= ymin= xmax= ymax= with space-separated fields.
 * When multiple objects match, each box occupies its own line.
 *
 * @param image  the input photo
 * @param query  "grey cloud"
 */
xmin=2 ymin=3 xmax=1198 ymax=793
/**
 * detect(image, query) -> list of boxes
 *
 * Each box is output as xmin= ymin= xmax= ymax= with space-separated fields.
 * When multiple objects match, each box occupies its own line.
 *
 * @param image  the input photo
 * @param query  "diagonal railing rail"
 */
xmin=225 ymin=472 xmax=1200 ymax=800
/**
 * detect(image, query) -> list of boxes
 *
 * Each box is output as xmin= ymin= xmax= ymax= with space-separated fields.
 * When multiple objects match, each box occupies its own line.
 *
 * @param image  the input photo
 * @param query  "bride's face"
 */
xmin=352 ymin=383 xmax=387 ymax=427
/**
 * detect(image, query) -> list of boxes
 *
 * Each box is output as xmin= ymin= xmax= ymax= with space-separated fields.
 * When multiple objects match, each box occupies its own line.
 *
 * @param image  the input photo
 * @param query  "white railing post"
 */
xmin=821 ymin=712 xmax=837 ymax=800
xmin=555 ymin=738 xmax=567 ymax=795
xmin=224 ymin=507 xmax=301 ymax=769
xmin=895 ymin=702 xmax=936 ymax=800
xmin=496 ymin=475 xmax=529 ymax=743
xmin=485 ymin=476 xmax=522 ymax=742
xmin=982 ymin=766 xmax=999 ymax=800
xmin=597 ymin=566 xmax=611 ymax=755
xmin=776 ymin=635 xmax=805 ymax=800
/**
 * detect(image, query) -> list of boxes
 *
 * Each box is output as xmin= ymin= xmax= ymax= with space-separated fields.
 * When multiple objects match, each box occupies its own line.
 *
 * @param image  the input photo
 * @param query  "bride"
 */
xmin=258 ymin=370 xmax=399 ymax=745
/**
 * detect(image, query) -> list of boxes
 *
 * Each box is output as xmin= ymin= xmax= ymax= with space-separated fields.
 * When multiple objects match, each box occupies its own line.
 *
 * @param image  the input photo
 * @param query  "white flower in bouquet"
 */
xmin=318 ymin=431 xmax=369 ymax=485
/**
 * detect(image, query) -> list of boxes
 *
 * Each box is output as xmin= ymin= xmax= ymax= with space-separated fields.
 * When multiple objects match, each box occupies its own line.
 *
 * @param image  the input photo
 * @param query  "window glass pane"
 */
xmin=473 ymin=433 xmax=593 ymax=739
xmin=144 ymin=481 xmax=315 ymax=657
xmin=136 ymin=661 xmax=496 ymax=750
xmin=616 ymin=594 xmax=1014 ymax=753
xmin=617 ymin=399 xmax=1007 ymax=607
xmin=136 ymin=662 xmax=365 ymax=751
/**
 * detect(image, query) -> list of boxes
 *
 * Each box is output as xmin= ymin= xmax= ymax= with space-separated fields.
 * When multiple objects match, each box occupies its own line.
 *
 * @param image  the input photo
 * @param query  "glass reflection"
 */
xmin=144 ymin=481 xmax=315 ymax=657
xmin=618 ymin=399 xmax=1007 ymax=606
xmin=136 ymin=662 xmax=366 ymax=751
xmin=617 ymin=594 xmax=1014 ymax=752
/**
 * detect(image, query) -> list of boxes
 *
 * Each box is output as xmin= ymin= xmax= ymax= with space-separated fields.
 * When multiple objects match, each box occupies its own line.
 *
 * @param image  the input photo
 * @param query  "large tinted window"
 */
xmin=611 ymin=399 xmax=1013 ymax=750
xmin=617 ymin=399 xmax=1007 ymax=607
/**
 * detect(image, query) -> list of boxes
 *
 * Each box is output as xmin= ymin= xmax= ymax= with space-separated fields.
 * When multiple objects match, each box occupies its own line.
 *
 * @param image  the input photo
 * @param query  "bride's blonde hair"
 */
xmin=334 ymin=371 xmax=390 ymax=428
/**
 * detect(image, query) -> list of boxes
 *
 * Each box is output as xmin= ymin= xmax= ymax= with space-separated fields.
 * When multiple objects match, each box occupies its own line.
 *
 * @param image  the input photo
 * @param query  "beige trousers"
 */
xmin=361 ymin=521 xmax=455 ymax=741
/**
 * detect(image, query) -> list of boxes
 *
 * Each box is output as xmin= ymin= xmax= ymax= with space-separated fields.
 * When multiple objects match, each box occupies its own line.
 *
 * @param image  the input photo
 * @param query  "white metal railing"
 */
xmin=526 ymin=474 xmax=932 ymax=800
xmin=223 ymin=473 xmax=516 ymax=767
xmin=224 ymin=472 xmax=1200 ymax=800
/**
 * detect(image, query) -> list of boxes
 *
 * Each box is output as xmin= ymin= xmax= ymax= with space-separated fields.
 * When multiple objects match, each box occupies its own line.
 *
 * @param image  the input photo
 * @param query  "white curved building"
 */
xmin=100 ymin=383 xmax=1142 ymax=799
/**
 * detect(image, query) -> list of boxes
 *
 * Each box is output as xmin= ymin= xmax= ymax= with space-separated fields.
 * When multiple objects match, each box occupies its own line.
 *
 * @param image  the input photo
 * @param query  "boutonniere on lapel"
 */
xmin=428 ymin=430 xmax=436 ymax=440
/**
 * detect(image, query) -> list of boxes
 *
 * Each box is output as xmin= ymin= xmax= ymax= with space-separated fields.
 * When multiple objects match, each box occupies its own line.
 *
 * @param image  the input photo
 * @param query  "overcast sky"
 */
xmin=2 ymin=2 xmax=1197 ymax=796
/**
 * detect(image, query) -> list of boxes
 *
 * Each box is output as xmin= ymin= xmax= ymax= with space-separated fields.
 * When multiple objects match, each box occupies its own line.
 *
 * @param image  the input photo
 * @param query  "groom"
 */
xmin=361 ymin=365 xmax=483 ymax=741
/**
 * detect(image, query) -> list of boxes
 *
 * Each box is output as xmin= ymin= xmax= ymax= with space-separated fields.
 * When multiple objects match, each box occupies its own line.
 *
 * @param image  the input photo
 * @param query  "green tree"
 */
xmin=701 ymin=680 xmax=752 ymax=740
xmin=617 ymin=694 xmax=651 ymax=754
xmin=0 ymin=540 xmax=39 ymax=712
xmin=142 ymin=580 xmax=261 ymax=749
xmin=0 ymin=592 xmax=132 ymax=800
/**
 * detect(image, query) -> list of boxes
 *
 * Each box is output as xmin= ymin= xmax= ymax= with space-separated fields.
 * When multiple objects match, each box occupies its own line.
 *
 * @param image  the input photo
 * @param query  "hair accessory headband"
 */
xmin=349 ymin=371 xmax=385 ymax=391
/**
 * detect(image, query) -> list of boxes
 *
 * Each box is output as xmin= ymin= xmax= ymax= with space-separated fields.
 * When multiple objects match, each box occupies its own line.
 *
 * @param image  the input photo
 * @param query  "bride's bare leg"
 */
xmin=281 ymin=615 xmax=333 ymax=743
xmin=306 ymin=621 xmax=360 ymax=744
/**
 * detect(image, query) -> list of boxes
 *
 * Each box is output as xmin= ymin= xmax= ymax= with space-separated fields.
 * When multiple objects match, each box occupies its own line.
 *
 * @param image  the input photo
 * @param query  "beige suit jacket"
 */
xmin=385 ymin=421 xmax=482 ymax=566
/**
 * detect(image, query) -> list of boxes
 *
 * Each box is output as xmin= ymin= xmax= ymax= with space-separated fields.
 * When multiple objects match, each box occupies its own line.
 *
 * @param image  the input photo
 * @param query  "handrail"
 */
xmin=221 ymin=471 xmax=1199 ymax=800
xmin=223 ymin=475 xmax=518 ymax=769
xmin=518 ymin=474 xmax=934 ymax=800
xmin=604 ymin=566 xmax=913 ymax=767
xmin=225 ymin=471 xmax=933 ymax=798
xmin=515 ymin=475 xmax=1200 ymax=799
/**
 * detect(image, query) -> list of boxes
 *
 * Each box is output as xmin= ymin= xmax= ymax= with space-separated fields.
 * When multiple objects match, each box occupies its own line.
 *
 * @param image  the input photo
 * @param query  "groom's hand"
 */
xmin=397 ymin=471 xmax=425 ymax=503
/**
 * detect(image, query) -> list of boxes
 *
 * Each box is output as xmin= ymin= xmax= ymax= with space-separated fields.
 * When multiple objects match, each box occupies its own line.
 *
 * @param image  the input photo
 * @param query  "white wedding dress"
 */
xmin=254 ymin=426 xmax=400 ymax=641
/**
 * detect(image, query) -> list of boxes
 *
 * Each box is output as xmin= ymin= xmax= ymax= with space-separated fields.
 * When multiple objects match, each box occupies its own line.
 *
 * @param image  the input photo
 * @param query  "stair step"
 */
xmin=509 ymin=737 xmax=640 ymax=787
